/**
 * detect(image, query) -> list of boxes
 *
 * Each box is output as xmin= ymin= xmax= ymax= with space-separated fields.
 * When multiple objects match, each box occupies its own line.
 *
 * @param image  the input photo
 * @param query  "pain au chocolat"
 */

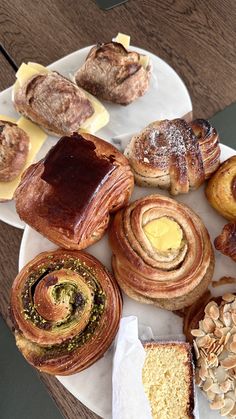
xmin=125 ymin=118 xmax=220 ymax=195
xmin=13 ymin=62 xmax=109 ymax=136
xmin=109 ymin=194 xmax=214 ymax=311
xmin=14 ymin=132 xmax=134 ymax=249
xmin=10 ymin=249 xmax=122 ymax=375
xmin=75 ymin=40 xmax=151 ymax=105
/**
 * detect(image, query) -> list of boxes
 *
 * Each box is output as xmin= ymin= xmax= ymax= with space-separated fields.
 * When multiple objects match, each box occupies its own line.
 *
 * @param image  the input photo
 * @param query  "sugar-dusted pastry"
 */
xmin=215 ymin=221 xmax=236 ymax=262
xmin=0 ymin=115 xmax=47 ymax=202
xmin=206 ymin=156 xmax=236 ymax=220
xmin=13 ymin=62 xmax=109 ymax=136
xmin=143 ymin=342 xmax=195 ymax=419
xmin=75 ymin=33 xmax=151 ymax=105
xmin=10 ymin=249 xmax=122 ymax=375
xmin=191 ymin=294 xmax=236 ymax=417
xmin=125 ymin=118 xmax=220 ymax=195
xmin=0 ymin=119 xmax=29 ymax=182
xmin=109 ymin=194 xmax=214 ymax=311
xmin=15 ymin=132 xmax=134 ymax=249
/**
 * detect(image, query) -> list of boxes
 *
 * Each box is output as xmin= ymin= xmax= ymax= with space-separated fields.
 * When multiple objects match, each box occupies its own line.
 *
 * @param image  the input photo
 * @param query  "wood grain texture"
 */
xmin=0 ymin=0 xmax=235 ymax=117
xmin=0 ymin=1 xmax=235 ymax=418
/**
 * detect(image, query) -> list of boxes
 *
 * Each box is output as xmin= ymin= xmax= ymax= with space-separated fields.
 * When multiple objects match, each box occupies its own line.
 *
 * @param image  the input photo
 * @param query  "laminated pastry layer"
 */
xmin=14 ymin=132 xmax=134 ymax=249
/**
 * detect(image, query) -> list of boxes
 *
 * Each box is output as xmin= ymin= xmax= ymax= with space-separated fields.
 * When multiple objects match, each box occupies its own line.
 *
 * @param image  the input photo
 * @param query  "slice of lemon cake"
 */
xmin=142 ymin=342 xmax=194 ymax=419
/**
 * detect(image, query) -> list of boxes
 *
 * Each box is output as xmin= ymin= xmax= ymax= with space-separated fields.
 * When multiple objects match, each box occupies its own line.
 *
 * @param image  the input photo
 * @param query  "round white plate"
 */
xmin=19 ymin=143 xmax=235 ymax=419
xmin=0 ymin=44 xmax=192 ymax=229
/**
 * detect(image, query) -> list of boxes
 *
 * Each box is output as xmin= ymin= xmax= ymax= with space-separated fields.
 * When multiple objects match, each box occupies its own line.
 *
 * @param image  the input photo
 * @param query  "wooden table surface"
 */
xmin=0 ymin=1 xmax=235 ymax=418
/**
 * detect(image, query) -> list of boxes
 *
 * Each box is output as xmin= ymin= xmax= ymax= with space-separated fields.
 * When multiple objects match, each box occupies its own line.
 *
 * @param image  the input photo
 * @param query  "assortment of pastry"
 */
xmin=1 ymin=32 xmax=235 ymax=417
xmin=10 ymin=249 xmax=122 ymax=375
xmin=190 ymin=294 xmax=236 ymax=417
xmin=13 ymin=62 xmax=109 ymax=136
xmin=75 ymin=33 xmax=151 ymax=105
xmin=14 ymin=132 xmax=134 ymax=249
xmin=142 ymin=342 xmax=194 ymax=419
xmin=125 ymin=118 xmax=221 ymax=195
xmin=206 ymin=156 xmax=236 ymax=220
xmin=109 ymin=194 xmax=214 ymax=310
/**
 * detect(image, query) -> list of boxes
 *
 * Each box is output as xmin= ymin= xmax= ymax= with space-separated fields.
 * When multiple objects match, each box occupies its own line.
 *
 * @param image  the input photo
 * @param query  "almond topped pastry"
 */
xmin=10 ymin=249 xmax=122 ymax=375
xmin=75 ymin=34 xmax=151 ymax=105
xmin=14 ymin=132 xmax=134 ymax=249
xmin=13 ymin=62 xmax=109 ymax=136
xmin=109 ymin=194 xmax=214 ymax=311
xmin=125 ymin=118 xmax=220 ymax=195
xmin=0 ymin=119 xmax=29 ymax=182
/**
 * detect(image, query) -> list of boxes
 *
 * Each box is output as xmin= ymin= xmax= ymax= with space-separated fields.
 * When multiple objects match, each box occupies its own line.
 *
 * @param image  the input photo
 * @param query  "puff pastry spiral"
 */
xmin=109 ymin=195 xmax=214 ymax=311
xmin=10 ymin=249 xmax=122 ymax=375
xmin=125 ymin=118 xmax=220 ymax=195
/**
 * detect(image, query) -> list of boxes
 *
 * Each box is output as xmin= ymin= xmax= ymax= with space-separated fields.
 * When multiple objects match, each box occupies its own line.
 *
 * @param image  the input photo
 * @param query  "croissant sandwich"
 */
xmin=12 ymin=62 xmax=109 ymax=136
xmin=14 ymin=132 xmax=134 ymax=249
xmin=109 ymin=194 xmax=214 ymax=311
xmin=10 ymin=249 xmax=122 ymax=375
xmin=125 ymin=118 xmax=221 ymax=195
xmin=75 ymin=36 xmax=151 ymax=105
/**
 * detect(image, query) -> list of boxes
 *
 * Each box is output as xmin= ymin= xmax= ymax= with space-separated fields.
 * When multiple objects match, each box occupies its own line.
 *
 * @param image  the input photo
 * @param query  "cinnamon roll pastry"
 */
xmin=125 ymin=118 xmax=220 ymax=195
xmin=15 ymin=132 xmax=134 ymax=249
xmin=75 ymin=40 xmax=151 ymax=105
xmin=109 ymin=194 xmax=214 ymax=311
xmin=13 ymin=62 xmax=109 ymax=136
xmin=10 ymin=249 xmax=122 ymax=375
xmin=205 ymin=156 xmax=236 ymax=221
xmin=0 ymin=119 xmax=29 ymax=182
xmin=215 ymin=221 xmax=236 ymax=262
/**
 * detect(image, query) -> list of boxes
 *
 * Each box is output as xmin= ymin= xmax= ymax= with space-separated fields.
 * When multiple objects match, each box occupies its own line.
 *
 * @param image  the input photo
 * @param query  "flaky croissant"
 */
xmin=14 ymin=132 xmax=134 ymax=249
xmin=75 ymin=42 xmax=151 ymax=105
xmin=109 ymin=194 xmax=214 ymax=311
xmin=10 ymin=249 xmax=122 ymax=375
xmin=125 ymin=118 xmax=220 ymax=195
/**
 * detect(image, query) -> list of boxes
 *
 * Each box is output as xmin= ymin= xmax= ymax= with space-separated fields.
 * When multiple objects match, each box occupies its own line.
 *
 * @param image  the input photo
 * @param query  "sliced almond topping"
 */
xmin=220 ymin=379 xmax=231 ymax=393
xmin=221 ymin=356 xmax=236 ymax=369
xmin=210 ymin=397 xmax=225 ymax=410
xmin=232 ymin=313 xmax=236 ymax=326
xmin=215 ymin=327 xmax=224 ymax=338
xmin=206 ymin=389 xmax=216 ymax=401
xmin=211 ymin=382 xmax=223 ymax=394
xmin=203 ymin=377 xmax=214 ymax=391
xmin=223 ymin=312 xmax=232 ymax=327
xmin=197 ymin=335 xmax=212 ymax=348
xmin=202 ymin=317 xmax=215 ymax=333
xmin=209 ymin=305 xmax=220 ymax=320
xmin=191 ymin=328 xmax=205 ymax=337
xmin=230 ymin=342 xmax=236 ymax=353
xmin=220 ymin=398 xmax=235 ymax=416
xmin=199 ymin=365 xmax=208 ymax=380
xmin=193 ymin=340 xmax=200 ymax=359
xmin=205 ymin=301 xmax=218 ymax=316
xmin=223 ymin=293 xmax=236 ymax=303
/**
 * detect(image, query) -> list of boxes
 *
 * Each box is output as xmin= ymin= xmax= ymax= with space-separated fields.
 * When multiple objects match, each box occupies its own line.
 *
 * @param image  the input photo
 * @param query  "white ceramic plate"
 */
xmin=19 ymin=143 xmax=235 ymax=419
xmin=0 ymin=45 xmax=192 ymax=229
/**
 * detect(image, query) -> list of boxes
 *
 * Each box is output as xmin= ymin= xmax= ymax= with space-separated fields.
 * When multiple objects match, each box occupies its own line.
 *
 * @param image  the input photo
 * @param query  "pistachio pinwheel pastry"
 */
xmin=10 ymin=249 xmax=122 ymax=375
xmin=125 ymin=118 xmax=220 ymax=195
xmin=109 ymin=194 xmax=214 ymax=311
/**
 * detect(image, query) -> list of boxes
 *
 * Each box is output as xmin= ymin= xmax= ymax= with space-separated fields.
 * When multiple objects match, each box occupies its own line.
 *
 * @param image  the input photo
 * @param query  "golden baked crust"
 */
xmin=75 ymin=42 xmax=151 ymax=105
xmin=13 ymin=71 xmax=94 ymax=136
xmin=14 ymin=132 xmax=134 ymax=250
xmin=142 ymin=342 xmax=194 ymax=419
xmin=125 ymin=118 xmax=220 ymax=195
xmin=0 ymin=120 xmax=29 ymax=182
xmin=205 ymin=156 xmax=236 ymax=220
xmin=109 ymin=194 xmax=214 ymax=311
xmin=214 ymin=221 xmax=236 ymax=262
xmin=10 ymin=249 xmax=122 ymax=375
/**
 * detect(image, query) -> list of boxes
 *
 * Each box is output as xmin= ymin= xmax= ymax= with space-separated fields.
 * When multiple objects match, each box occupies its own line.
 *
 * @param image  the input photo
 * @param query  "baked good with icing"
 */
xmin=125 ymin=118 xmax=220 ymax=195
xmin=205 ymin=156 xmax=236 ymax=221
xmin=13 ymin=62 xmax=109 ymax=136
xmin=109 ymin=194 xmax=214 ymax=311
xmin=143 ymin=342 xmax=195 ymax=419
xmin=15 ymin=132 xmax=134 ymax=249
xmin=75 ymin=41 xmax=151 ymax=105
xmin=215 ymin=221 xmax=236 ymax=262
xmin=10 ymin=249 xmax=122 ymax=375
xmin=0 ymin=119 xmax=29 ymax=182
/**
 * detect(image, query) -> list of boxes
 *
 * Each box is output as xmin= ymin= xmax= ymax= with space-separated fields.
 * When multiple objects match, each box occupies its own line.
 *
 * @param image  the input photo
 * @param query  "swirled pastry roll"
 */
xmin=205 ymin=156 xmax=236 ymax=221
xmin=125 ymin=118 xmax=220 ymax=195
xmin=10 ymin=249 xmax=122 ymax=375
xmin=75 ymin=42 xmax=151 ymax=105
xmin=109 ymin=195 xmax=214 ymax=311
xmin=15 ymin=132 xmax=134 ymax=249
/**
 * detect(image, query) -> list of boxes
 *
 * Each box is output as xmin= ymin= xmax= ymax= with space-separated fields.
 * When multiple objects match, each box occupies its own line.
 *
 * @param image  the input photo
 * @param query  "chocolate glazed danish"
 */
xmin=10 ymin=250 xmax=122 ymax=375
xmin=109 ymin=195 xmax=214 ymax=311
